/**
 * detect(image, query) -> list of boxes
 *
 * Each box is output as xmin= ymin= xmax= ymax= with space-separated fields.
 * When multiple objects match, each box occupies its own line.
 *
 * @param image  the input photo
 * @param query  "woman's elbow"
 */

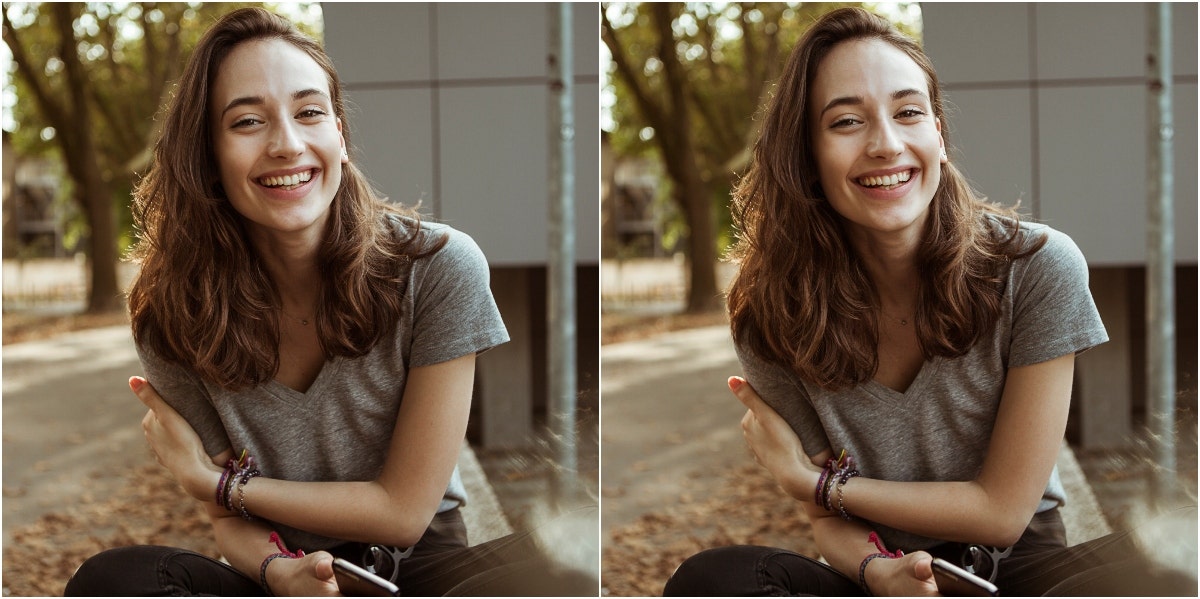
xmin=981 ymin=506 xmax=1037 ymax=547
xmin=373 ymin=514 xmax=432 ymax=548
xmin=370 ymin=493 xmax=439 ymax=547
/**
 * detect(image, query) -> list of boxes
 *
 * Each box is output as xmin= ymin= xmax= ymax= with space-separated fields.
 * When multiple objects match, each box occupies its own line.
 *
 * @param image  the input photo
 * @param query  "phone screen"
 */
xmin=332 ymin=558 xmax=401 ymax=597
xmin=931 ymin=557 xmax=999 ymax=597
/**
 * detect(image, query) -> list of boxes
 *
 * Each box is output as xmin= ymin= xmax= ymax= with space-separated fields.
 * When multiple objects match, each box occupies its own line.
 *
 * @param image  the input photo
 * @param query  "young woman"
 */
xmin=64 ymin=8 xmax=592 ymax=597
xmin=663 ymin=7 xmax=1194 ymax=597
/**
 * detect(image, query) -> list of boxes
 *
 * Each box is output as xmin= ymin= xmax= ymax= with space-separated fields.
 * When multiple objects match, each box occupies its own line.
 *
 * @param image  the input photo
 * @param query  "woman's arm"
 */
xmin=202 ymin=467 xmax=341 ymax=596
xmin=734 ymin=352 xmax=1076 ymax=548
xmin=839 ymin=353 xmax=1076 ymax=546
xmin=135 ymin=352 xmax=476 ymax=548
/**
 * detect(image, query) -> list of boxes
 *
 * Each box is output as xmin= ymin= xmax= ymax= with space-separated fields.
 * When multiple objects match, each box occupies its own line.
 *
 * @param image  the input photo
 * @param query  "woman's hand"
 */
xmin=266 ymin=551 xmax=342 ymax=597
xmin=864 ymin=551 xmax=940 ymax=597
xmin=728 ymin=376 xmax=822 ymax=500
xmin=130 ymin=376 xmax=221 ymax=502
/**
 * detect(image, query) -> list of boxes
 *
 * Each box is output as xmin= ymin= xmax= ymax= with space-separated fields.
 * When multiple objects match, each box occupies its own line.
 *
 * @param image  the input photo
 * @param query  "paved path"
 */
xmin=600 ymin=324 xmax=749 ymax=541
xmin=2 ymin=325 xmax=147 ymax=546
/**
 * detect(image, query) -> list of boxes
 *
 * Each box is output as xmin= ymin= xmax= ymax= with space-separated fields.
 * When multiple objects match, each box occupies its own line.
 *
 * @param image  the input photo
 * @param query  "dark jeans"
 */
xmin=663 ymin=507 xmax=1198 ymax=596
xmin=64 ymin=508 xmax=597 ymax=597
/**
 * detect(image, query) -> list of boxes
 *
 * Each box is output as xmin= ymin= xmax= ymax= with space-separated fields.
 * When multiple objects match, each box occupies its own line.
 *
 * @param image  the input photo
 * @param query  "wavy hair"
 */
xmin=727 ymin=7 xmax=1045 ymax=391
xmin=128 ymin=7 xmax=445 ymax=390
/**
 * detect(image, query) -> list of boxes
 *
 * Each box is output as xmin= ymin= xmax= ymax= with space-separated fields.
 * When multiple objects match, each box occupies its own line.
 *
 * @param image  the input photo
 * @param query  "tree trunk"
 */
xmin=52 ymin=3 xmax=121 ymax=313
xmin=82 ymin=183 xmax=122 ymax=313
xmin=679 ymin=167 xmax=720 ymax=313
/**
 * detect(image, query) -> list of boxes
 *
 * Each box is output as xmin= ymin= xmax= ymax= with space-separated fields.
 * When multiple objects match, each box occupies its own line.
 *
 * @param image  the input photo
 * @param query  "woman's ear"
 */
xmin=937 ymin=119 xmax=948 ymax=164
xmin=338 ymin=118 xmax=349 ymax=164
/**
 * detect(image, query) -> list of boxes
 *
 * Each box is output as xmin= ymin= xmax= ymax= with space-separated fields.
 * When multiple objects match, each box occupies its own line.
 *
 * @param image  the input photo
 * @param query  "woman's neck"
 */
xmin=247 ymin=227 xmax=323 ymax=311
xmin=845 ymin=227 xmax=921 ymax=310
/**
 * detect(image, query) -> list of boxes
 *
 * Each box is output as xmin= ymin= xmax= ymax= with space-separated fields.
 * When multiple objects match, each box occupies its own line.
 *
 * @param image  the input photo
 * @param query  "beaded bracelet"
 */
xmin=215 ymin=449 xmax=259 ymax=516
xmin=815 ymin=449 xmax=858 ymax=513
xmin=237 ymin=467 xmax=261 ymax=520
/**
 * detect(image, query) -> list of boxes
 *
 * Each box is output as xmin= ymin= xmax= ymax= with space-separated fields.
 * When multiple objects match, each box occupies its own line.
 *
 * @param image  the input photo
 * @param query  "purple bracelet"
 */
xmin=858 ymin=552 xmax=891 ymax=596
xmin=259 ymin=552 xmax=293 ymax=596
xmin=814 ymin=465 xmax=832 ymax=506
xmin=215 ymin=466 xmax=232 ymax=507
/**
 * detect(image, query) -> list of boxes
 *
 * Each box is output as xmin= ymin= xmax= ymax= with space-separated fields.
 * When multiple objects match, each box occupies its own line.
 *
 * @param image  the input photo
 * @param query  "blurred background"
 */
xmin=599 ymin=2 xmax=1197 ymax=595
xmin=2 ymin=2 xmax=599 ymax=595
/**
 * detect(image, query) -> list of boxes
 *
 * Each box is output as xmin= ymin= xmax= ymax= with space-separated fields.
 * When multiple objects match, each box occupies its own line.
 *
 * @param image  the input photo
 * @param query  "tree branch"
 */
xmin=601 ymin=5 xmax=670 ymax=140
xmin=2 ymin=8 xmax=69 ymax=135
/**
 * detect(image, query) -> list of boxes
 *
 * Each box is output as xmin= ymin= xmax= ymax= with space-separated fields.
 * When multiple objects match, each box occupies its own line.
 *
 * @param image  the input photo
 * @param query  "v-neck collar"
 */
xmin=865 ymin=356 xmax=941 ymax=403
xmin=265 ymin=355 xmax=343 ymax=403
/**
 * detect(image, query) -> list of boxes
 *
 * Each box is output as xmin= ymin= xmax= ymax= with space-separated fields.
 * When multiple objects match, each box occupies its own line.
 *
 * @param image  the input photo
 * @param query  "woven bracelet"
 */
xmin=259 ymin=552 xmax=293 ymax=596
xmin=858 ymin=552 xmax=891 ymax=596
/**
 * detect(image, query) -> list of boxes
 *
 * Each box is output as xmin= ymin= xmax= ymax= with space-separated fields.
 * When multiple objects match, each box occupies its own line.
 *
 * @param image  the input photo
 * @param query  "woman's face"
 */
xmin=209 ymin=38 xmax=347 ymax=244
xmin=809 ymin=38 xmax=946 ymax=244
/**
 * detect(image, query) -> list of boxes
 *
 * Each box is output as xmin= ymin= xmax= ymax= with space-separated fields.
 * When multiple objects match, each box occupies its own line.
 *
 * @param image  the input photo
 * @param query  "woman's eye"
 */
xmin=830 ymin=117 xmax=862 ymax=129
xmin=896 ymin=108 xmax=926 ymax=119
xmin=231 ymin=117 xmax=263 ymax=129
xmin=297 ymin=108 xmax=328 ymax=119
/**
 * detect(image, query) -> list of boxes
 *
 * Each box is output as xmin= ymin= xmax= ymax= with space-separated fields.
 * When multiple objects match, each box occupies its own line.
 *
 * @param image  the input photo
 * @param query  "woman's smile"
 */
xmin=811 ymin=38 xmax=947 ymax=241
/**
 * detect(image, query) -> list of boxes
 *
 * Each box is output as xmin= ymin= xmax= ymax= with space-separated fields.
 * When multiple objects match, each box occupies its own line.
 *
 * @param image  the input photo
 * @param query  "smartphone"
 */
xmin=333 ymin=557 xmax=401 ymax=597
xmin=931 ymin=557 xmax=999 ymax=597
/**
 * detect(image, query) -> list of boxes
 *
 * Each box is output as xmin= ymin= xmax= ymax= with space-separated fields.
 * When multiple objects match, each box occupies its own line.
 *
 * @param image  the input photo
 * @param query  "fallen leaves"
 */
xmin=601 ymin=463 xmax=819 ymax=597
xmin=3 ymin=463 xmax=217 ymax=597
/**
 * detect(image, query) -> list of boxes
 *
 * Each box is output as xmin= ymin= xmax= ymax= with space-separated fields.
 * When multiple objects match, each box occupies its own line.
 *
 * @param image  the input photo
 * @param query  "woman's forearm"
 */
xmin=807 ymin=504 xmax=887 ymax=578
xmin=237 ymin=477 xmax=440 ymax=547
xmin=836 ymin=477 xmax=1032 ymax=546
xmin=207 ymin=504 xmax=293 ymax=583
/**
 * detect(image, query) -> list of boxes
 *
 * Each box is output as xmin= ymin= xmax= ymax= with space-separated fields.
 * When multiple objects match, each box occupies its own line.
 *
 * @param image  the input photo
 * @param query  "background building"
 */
xmin=322 ymin=3 xmax=601 ymax=448
xmin=923 ymin=3 xmax=1198 ymax=449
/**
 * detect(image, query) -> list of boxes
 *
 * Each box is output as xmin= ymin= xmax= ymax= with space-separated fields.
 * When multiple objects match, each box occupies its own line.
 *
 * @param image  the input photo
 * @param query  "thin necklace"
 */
xmin=880 ymin=310 xmax=910 ymax=326
xmin=281 ymin=310 xmax=311 ymax=326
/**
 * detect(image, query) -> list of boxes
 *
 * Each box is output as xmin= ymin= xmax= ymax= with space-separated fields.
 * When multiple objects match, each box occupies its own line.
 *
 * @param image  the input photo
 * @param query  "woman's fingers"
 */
xmin=728 ymin=376 xmax=768 ymax=412
xmin=129 ymin=376 xmax=166 ymax=410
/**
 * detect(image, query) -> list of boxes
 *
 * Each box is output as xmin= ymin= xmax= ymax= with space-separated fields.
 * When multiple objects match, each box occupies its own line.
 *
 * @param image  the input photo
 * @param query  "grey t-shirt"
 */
xmin=137 ymin=221 xmax=509 ymax=551
xmin=735 ymin=220 xmax=1108 ymax=551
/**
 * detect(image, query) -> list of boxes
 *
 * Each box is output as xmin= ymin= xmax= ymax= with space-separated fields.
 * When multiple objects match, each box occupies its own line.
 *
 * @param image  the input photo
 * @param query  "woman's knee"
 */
xmin=663 ymin=545 xmax=776 ymax=596
xmin=65 ymin=545 xmax=172 ymax=596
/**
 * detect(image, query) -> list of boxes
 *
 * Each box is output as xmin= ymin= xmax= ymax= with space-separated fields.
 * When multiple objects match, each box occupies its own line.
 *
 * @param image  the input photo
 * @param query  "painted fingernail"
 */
xmin=129 ymin=376 xmax=145 ymax=392
xmin=728 ymin=377 xmax=744 ymax=392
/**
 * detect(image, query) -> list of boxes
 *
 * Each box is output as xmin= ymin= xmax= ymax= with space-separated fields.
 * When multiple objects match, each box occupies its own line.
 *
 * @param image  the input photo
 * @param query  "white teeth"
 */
xmin=858 ymin=170 xmax=912 ymax=188
xmin=260 ymin=170 xmax=313 ymax=188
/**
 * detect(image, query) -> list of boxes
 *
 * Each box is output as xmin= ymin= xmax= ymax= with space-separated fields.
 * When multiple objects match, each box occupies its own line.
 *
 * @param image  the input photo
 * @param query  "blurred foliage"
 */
xmin=602 ymin=2 xmax=920 ymax=259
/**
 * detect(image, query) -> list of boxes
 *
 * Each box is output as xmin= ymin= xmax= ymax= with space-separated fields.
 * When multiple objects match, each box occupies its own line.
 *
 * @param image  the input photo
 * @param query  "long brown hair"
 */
xmin=128 ymin=7 xmax=445 ymax=390
xmin=727 ymin=7 xmax=1044 ymax=391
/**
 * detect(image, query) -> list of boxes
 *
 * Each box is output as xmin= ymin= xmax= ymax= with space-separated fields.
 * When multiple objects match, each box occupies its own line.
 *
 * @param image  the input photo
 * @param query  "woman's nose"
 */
xmin=866 ymin=121 xmax=903 ymax=159
xmin=267 ymin=121 xmax=304 ymax=158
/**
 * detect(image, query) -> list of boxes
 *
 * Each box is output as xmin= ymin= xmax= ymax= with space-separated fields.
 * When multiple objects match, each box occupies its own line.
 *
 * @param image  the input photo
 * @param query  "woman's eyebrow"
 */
xmin=818 ymin=88 xmax=929 ymax=118
xmin=220 ymin=88 xmax=330 ymax=118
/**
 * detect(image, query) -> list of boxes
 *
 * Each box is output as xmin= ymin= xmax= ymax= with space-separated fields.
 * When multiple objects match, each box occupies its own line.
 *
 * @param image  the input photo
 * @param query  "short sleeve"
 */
xmin=734 ymin=335 xmax=831 ymax=459
xmin=1008 ymin=226 xmax=1109 ymax=368
xmin=408 ymin=227 xmax=510 ymax=367
xmin=135 ymin=344 xmax=232 ymax=458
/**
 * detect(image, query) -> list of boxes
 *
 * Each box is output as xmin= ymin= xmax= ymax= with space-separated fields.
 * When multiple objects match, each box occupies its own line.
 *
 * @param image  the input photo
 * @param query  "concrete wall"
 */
xmin=322 ymin=3 xmax=601 ymax=448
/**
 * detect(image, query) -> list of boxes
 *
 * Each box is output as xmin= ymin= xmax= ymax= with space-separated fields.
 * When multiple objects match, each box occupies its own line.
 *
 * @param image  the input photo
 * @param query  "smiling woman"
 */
xmin=61 ymin=7 xmax=595 ymax=597
xmin=661 ymin=7 xmax=1195 ymax=597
